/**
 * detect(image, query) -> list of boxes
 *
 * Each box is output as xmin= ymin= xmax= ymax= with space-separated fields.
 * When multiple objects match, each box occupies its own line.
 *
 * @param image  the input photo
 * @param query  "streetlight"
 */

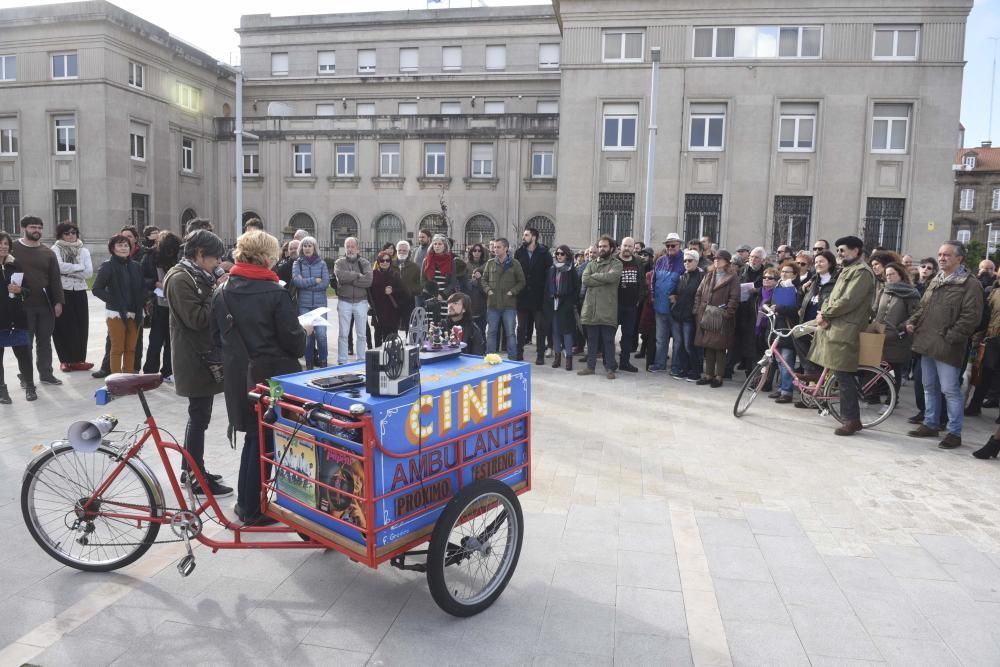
xmin=641 ymin=46 xmax=661 ymax=248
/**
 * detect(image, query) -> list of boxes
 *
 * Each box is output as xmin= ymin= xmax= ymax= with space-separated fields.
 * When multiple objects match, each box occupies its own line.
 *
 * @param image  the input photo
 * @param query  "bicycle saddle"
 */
xmin=106 ymin=373 xmax=163 ymax=396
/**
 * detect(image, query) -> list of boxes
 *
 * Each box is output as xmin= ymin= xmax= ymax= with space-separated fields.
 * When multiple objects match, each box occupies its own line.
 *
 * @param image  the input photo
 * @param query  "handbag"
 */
xmin=0 ymin=328 xmax=30 ymax=348
xmin=699 ymin=273 xmax=725 ymax=333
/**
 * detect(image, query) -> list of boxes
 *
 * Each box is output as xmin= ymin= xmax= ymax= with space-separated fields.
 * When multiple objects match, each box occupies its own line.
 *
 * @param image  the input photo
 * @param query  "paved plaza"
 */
xmin=1 ymin=293 xmax=1000 ymax=666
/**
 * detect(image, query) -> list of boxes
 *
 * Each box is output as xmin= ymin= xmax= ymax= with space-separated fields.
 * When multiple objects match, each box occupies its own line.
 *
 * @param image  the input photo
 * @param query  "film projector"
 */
xmin=364 ymin=307 xmax=424 ymax=396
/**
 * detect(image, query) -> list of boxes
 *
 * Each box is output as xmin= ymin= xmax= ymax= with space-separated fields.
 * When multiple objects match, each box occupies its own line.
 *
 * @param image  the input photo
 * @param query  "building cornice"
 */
xmin=239 ymin=6 xmax=556 ymax=35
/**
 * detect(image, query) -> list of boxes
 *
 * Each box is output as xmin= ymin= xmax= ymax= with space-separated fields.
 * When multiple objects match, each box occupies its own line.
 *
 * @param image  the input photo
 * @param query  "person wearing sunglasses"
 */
xmin=793 ymin=251 xmax=814 ymax=290
xmin=649 ymin=233 xmax=684 ymax=372
xmin=369 ymin=251 xmax=402 ymax=346
xmin=544 ymin=244 xmax=581 ymax=371
xmin=811 ymin=239 xmax=830 ymax=256
xmin=659 ymin=249 xmax=704 ymax=379
xmin=464 ymin=243 xmax=489 ymax=337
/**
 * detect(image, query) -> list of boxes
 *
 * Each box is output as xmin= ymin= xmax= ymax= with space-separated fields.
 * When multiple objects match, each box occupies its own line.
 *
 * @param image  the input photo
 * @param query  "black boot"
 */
xmin=551 ymin=352 xmax=562 ymax=369
xmin=973 ymin=437 xmax=1000 ymax=460
xmin=0 ymin=384 xmax=10 ymax=405
xmin=25 ymin=384 xmax=37 ymax=402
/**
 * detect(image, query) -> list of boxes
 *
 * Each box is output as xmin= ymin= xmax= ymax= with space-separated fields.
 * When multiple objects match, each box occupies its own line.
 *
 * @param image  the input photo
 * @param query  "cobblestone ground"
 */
xmin=1 ymin=294 xmax=999 ymax=666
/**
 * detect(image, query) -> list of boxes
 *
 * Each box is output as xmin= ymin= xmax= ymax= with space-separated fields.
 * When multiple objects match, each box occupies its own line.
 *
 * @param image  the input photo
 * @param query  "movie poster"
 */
xmin=274 ymin=433 xmax=317 ymax=508
xmin=315 ymin=443 xmax=368 ymax=530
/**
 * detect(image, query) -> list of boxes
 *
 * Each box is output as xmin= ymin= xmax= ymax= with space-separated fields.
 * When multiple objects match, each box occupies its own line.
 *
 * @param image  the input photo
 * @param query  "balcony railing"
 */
xmin=214 ymin=113 xmax=559 ymax=141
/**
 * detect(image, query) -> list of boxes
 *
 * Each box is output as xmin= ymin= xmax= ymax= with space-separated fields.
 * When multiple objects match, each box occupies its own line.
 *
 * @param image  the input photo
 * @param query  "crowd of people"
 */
xmin=3 ymin=214 xmax=1000 ymax=524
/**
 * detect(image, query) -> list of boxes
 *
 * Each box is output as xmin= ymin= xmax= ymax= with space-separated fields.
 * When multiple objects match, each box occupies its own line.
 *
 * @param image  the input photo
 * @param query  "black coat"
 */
xmin=671 ymin=270 xmax=704 ymax=322
xmin=211 ymin=275 xmax=306 ymax=432
xmin=543 ymin=264 xmax=581 ymax=335
xmin=514 ymin=243 xmax=553 ymax=311
xmin=93 ymin=257 xmax=145 ymax=323
xmin=0 ymin=257 xmax=28 ymax=332
xmin=444 ymin=311 xmax=485 ymax=356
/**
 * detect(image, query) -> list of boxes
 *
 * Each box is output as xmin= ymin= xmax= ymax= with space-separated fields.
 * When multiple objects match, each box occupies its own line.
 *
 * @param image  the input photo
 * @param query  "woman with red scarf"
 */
xmin=369 ymin=251 xmax=403 ymax=345
xmin=211 ymin=230 xmax=306 ymax=526
xmin=421 ymin=234 xmax=458 ymax=323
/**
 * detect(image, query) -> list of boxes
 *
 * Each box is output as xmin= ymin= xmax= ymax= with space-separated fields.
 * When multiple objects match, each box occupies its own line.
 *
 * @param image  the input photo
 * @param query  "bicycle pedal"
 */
xmin=177 ymin=554 xmax=196 ymax=577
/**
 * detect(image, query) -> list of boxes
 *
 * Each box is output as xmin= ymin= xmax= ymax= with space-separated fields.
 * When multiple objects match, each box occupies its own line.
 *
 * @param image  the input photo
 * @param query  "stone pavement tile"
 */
xmin=756 ymin=534 xmax=829 ymax=573
xmin=0 ymin=560 xmax=91 ymax=604
xmin=558 ymin=528 xmax=619 ymax=566
xmin=551 ymin=560 xmax=617 ymax=606
xmin=808 ymin=658 xmax=886 ymax=667
xmin=286 ymin=643 xmax=369 ymax=666
xmin=941 ymin=560 xmax=1000 ymax=603
xmin=31 ymin=634 xmax=129 ymax=667
xmin=617 ymin=549 xmax=682 ymax=592
xmin=702 ymin=544 xmax=773 ymax=583
xmin=618 ymin=495 xmax=670 ymax=525
xmin=896 ymin=577 xmax=979 ymax=618
xmin=871 ymin=544 xmax=952 ymax=581
xmin=712 ymin=578 xmax=791 ymax=624
xmin=64 ymin=584 xmax=179 ymax=644
xmin=618 ymin=520 xmax=675 ymax=553
xmin=786 ymin=604 xmax=882 ymax=663
xmin=825 ymin=555 xmax=906 ymax=594
xmin=614 ymin=631 xmax=693 ymax=667
xmin=532 ymin=651 xmax=612 ymax=666
xmin=915 ymin=533 xmax=996 ymax=567
xmin=535 ymin=600 xmax=615 ymax=657
xmin=236 ymin=606 xmax=323 ymax=656
xmin=840 ymin=588 xmax=937 ymax=640
xmin=258 ymin=552 xmax=358 ymax=616
xmin=371 ymin=626 xmax=535 ymax=667
xmin=614 ymin=586 xmax=687 ymax=639
xmin=723 ymin=620 xmax=809 ymax=667
xmin=924 ymin=612 xmax=1000 ymax=666
xmin=869 ymin=636 xmax=960 ymax=667
xmin=770 ymin=567 xmax=853 ymax=612
xmin=167 ymin=575 xmax=278 ymax=632
xmin=566 ymin=503 xmax=619 ymax=535
xmin=744 ymin=508 xmax=806 ymax=537
xmin=109 ymin=619 xmax=287 ymax=666
xmin=696 ymin=516 xmax=757 ymax=549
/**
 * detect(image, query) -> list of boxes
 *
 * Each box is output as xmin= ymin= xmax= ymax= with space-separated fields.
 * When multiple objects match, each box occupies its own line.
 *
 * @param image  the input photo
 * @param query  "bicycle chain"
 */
xmin=72 ymin=506 xmax=213 ymax=547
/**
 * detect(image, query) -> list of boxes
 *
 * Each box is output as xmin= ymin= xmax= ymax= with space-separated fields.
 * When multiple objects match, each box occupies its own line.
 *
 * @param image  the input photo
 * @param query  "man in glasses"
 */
xmin=812 ymin=239 xmax=830 ymax=256
xmin=807 ymin=235 xmax=876 ymax=436
xmin=579 ymin=235 xmax=622 ymax=379
xmin=906 ymin=241 xmax=984 ymax=450
xmin=649 ymin=233 xmax=684 ymax=372
xmin=775 ymin=245 xmax=793 ymax=263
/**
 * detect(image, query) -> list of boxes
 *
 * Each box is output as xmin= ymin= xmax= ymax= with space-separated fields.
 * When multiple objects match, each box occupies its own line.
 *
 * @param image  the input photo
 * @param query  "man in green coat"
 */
xmin=482 ymin=237 xmax=525 ymax=359
xmin=579 ymin=235 xmax=623 ymax=379
xmin=808 ymin=235 xmax=875 ymax=436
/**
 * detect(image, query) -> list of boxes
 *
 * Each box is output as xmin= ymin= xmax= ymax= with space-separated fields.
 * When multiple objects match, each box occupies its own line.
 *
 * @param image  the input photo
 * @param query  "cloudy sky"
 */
xmin=2 ymin=0 xmax=997 ymax=147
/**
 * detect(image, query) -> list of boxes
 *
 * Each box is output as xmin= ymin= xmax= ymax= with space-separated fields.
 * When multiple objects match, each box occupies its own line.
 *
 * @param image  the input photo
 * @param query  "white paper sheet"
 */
xmin=8 ymin=272 xmax=22 ymax=299
xmin=298 ymin=306 xmax=330 ymax=327
xmin=153 ymin=287 xmax=164 ymax=298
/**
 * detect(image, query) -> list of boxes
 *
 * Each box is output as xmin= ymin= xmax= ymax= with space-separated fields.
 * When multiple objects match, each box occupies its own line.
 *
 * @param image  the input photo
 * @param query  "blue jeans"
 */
xmin=301 ymin=308 xmax=328 ymax=365
xmin=777 ymin=347 xmax=796 ymax=395
xmin=487 ymin=308 xmax=518 ymax=357
xmin=921 ymin=356 xmax=963 ymax=435
xmin=551 ymin=318 xmax=574 ymax=355
xmin=654 ymin=312 xmax=672 ymax=368
xmin=669 ymin=318 xmax=699 ymax=376
xmin=337 ymin=300 xmax=369 ymax=365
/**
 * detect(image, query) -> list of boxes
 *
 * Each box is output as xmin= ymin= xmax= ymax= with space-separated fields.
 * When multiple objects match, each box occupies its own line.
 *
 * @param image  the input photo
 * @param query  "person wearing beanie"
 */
xmin=807 ymin=235 xmax=876 ymax=436
xmin=693 ymin=250 xmax=740 ymax=387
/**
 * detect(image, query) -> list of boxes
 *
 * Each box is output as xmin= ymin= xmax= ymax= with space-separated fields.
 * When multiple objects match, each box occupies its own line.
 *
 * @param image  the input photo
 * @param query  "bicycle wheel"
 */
xmin=426 ymin=478 xmax=523 ymax=617
xmin=734 ymin=362 xmax=770 ymax=417
xmin=22 ymin=443 xmax=161 ymax=572
xmin=823 ymin=366 xmax=897 ymax=429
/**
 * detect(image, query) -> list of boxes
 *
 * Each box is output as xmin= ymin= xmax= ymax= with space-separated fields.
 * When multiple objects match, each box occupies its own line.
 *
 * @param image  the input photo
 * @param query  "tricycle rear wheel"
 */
xmin=426 ymin=478 xmax=523 ymax=617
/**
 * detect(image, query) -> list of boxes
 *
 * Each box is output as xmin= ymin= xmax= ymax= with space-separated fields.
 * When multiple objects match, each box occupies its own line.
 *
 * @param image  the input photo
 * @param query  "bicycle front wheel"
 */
xmin=734 ymin=362 xmax=769 ymax=417
xmin=21 ymin=443 xmax=161 ymax=572
xmin=823 ymin=366 xmax=897 ymax=429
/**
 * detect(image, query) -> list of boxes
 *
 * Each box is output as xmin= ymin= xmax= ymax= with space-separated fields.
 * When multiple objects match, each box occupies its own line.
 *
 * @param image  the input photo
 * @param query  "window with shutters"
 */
xmin=318 ymin=51 xmax=336 ymax=74
xmin=380 ymin=143 xmax=401 ymax=177
xmin=470 ymin=143 xmax=494 ymax=178
xmin=537 ymin=100 xmax=558 ymax=114
xmin=778 ymin=103 xmax=817 ymax=151
xmin=356 ymin=103 xmax=375 ymax=116
xmin=871 ymin=103 xmax=911 ymax=153
xmin=316 ymin=104 xmax=335 ymax=116
xmin=538 ymin=43 xmax=560 ymax=69
xmin=485 ymin=45 xmax=506 ymax=71
xmin=357 ymin=49 xmax=376 ymax=73
xmin=993 ymin=188 xmax=1000 ymax=211
xmin=442 ymin=46 xmax=462 ymax=71
xmin=398 ymin=102 xmax=417 ymax=115
xmin=603 ymin=103 xmax=638 ymax=151
xmin=483 ymin=101 xmax=504 ymax=114
xmin=399 ymin=47 xmax=418 ymax=72
xmin=271 ymin=53 xmax=288 ymax=76
xmin=54 ymin=190 xmax=77 ymax=225
xmin=602 ymin=31 xmax=644 ymax=62
xmin=440 ymin=101 xmax=461 ymax=115
xmin=959 ymin=189 xmax=975 ymax=211
xmin=873 ymin=27 xmax=919 ymax=60
xmin=690 ymin=103 xmax=726 ymax=150
xmin=0 ymin=118 xmax=18 ymax=155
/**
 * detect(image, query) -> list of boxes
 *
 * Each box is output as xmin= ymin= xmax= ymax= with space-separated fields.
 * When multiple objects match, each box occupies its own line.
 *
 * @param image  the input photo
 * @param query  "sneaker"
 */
xmin=92 ymin=369 xmax=111 ymax=379
xmin=685 ymin=376 xmax=698 ymax=383
xmin=577 ymin=367 xmax=595 ymax=376
xmin=619 ymin=364 xmax=639 ymax=373
xmin=907 ymin=424 xmax=940 ymax=438
xmin=38 ymin=375 xmax=63 ymax=386
xmin=695 ymin=378 xmax=712 ymax=386
xmin=192 ymin=478 xmax=233 ymax=498
xmin=25 ymin=385 xmax=37 ymax=401
xmin=233 ymin=504 xmax=279 ymax=527
xmin=669 ymin=371 xmax=684 ymax=379
xmin=710 ymin=378 xmax=723 ymax=388
xmin=906 ymin=411 xmax=925 ymax=424
xmin=775 ymin=394 xmax=793 ymax=404
xmin=647 ymin=365 xmax=666 ymax=373
xmin=938 ymin=433 xmax=962 ymax=450
xmin=181 ymin=470 xmax=223 ymax=484
xmin=162 ymin=375 xmax=174 ymax=384
xmin=605 ymin=370 xmax=616 ymax=380
xmin=767 ymin=390 xmax=782 ymax=399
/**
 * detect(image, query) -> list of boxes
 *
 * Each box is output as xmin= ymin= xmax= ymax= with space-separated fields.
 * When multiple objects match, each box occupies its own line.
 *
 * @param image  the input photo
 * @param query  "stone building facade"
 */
xmin=952 ymin=143 xmax=1000 ymax=249
xmin=0 ymin=1 xmax=234 ymax=250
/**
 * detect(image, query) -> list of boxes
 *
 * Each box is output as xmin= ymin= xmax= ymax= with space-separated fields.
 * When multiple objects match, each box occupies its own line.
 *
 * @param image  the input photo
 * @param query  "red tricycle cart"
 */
xmin=20 ymin=354 xmax=531 ymax=617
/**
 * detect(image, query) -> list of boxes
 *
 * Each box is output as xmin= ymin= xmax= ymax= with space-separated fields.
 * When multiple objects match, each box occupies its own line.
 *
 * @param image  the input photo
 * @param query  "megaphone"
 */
xmin=67 ymin=415 xmax=118 ymax=453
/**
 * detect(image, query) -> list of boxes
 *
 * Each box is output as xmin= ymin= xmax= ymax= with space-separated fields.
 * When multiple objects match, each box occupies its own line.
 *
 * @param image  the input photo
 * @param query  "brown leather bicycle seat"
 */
xmin=106 ymin=373 xmax=163 ymax=396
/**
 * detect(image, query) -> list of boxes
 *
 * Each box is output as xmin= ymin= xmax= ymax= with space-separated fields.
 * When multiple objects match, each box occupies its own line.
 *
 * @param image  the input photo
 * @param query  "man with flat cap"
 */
xmin=807 ymin=235 xmax=876 ymax=436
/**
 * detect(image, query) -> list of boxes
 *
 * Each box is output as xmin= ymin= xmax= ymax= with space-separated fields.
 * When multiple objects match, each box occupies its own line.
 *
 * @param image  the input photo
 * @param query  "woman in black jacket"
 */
xmin=543 ymin=244 xmax=581 ymax=371
xmin=211 ymin=230 xmax=306 ymax=526
xmin=142 ymin=231 xmax=180 ymax=379
xmin=93 ymin=234 xmax=145 ymax=373
xmin=0 ymin=231 xmax=34 ymax=403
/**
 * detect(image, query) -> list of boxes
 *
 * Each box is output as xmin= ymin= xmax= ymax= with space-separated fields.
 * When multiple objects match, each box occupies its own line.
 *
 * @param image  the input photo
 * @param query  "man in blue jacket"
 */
xmin=648 ymin=233 xmax=684 ymax=371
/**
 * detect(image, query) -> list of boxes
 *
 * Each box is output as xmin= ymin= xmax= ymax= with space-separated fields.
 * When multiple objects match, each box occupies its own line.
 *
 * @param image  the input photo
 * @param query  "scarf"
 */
xmin=932 ymin=265 xmax=969 ymax=287
xmin=423 ymin=251 xmax=453 ymax=281
xmin=230 ymin=262 xmax=279 ymax=283
xmin=54 ymin=238 xmax=82 ymax=265
xmin=177 ymin=257 xmax=216 ymax=289
xmin=756 ymin=286 xmax=775 ymax=335
xmin=303 ymin=253 xmax=321 ymax=265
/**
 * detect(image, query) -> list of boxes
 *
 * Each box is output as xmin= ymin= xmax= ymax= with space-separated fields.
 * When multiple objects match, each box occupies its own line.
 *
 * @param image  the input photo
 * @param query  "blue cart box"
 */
xmin=267 ymin=354 xmax=531 ymax=556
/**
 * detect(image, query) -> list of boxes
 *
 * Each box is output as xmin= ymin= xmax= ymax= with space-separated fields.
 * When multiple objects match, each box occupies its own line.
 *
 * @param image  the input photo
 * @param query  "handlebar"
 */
xmin=761 ymin=304 xmax=814 ymax=340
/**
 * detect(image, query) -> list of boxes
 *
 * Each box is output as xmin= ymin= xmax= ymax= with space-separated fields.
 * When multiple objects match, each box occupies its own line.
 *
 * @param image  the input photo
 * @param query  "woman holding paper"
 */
xmin=0 ymin=230 xmax=35 ymax=403
xmin=369 ymin=251 xmax=402 ymax=345
xmin=292 ymin=236 xmax=330 ymax=369
xmin=51 ymin=222 xmax=93 ymax=372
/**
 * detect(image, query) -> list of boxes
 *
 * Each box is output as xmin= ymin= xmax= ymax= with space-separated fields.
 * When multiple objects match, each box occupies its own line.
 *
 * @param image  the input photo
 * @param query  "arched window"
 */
xmin=289 ymin=212 xmax=315 ymax=238
xmin=419 ymin=213 xmax=449 ymax=238
xmin=465 ymin=214 xmax=495 ymax=247
xmin=331 ymin=213 xmax=359 ymax=248
xmin=525 ymin=215 xmax=556 ymax=247
xmin=242 ymin=211 xmax=262 ymax=225
xmin=374 ymin=213 xmax=404 ymax=247
xmin=181 ymin=208 xmax=197 ymax=232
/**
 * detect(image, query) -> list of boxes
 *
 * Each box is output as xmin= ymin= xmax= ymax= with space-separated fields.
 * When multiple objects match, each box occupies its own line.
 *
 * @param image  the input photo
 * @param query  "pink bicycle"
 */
xmin=733 ymin=307 xmax=897 ymax=428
